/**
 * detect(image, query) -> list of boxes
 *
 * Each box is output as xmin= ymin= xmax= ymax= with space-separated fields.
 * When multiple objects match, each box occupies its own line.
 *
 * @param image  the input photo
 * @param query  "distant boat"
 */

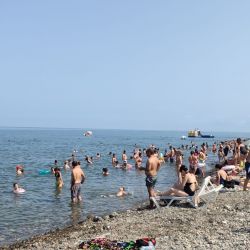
xmin=84 ymin=131 xmax=93 ymax=137
xmin=188 ymin=129 xmax=214 ymax=138
xmin=181 ymin=135 xmax=187 ymax=140
xmin=188 ymin=129 xmax=201 ymax=138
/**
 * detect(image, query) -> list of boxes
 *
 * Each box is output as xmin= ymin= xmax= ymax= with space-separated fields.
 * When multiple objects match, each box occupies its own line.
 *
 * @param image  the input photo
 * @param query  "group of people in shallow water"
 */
xmin=13 ymin=137 xmax=250 ymax=208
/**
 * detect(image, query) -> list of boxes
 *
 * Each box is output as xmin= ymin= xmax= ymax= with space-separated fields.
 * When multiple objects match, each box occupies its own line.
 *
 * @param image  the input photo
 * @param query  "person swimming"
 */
xmin=16 ymin=165 xmax=24 ymax=175
xmin=13 ymin=183 xmax=26 ymax=194
xmin=116 ymin=186 xmax=127 ymax=197
xmin=85 ymin=156 xmax=93 ymax=164
xmin=102 ymin=168 xmax=109 ymax=176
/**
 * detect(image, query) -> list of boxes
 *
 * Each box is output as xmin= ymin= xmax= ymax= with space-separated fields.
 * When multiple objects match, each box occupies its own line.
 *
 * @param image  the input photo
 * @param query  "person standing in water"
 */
xmin=71 ymin=161 xmax=85 ymax=203
xmin=145 ymin=148 xmax=161 ymax=208
xmin=54 ymin=168 xmax=64 ymax=188
xmin=175 ymin=149 xmax=183 ymax=181
xmin=122 ymin=150 xmax=128 ymax=162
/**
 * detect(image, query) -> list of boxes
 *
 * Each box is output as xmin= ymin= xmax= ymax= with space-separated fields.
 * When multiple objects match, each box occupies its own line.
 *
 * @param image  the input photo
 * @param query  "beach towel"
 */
xmin=78 ymin=237 xmax=156 ymax=249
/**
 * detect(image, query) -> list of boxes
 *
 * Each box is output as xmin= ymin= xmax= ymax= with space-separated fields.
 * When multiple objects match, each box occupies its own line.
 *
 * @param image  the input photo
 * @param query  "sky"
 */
xmin=0 ymin=1 xmax=250 ymax=132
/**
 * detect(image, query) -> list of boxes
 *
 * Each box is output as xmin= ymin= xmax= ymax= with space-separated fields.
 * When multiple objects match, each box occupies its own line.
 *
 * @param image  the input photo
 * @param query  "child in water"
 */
xmin=116 ymin=186 xmax=127 ymax=197
xmin=54 ymin=168 xmax=64 ymax=188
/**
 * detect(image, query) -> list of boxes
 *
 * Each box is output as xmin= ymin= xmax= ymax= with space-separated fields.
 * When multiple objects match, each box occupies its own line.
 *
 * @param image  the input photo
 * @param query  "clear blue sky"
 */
xmin=0 ymin=1 xmax=250 ymax=132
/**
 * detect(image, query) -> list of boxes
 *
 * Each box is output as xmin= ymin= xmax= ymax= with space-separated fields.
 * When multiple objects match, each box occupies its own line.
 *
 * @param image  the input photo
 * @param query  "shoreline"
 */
xmin=1 ymin=190 xmax=250 ymax=250
xmin=1 ymin=168 xmax=217 ymax=248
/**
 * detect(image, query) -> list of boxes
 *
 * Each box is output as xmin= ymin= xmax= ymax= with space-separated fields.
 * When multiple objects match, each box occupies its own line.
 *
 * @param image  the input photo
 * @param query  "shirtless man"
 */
xmin=71 ymin=161 xmax=85 ymax=203
xmin=112 ymin=153 xmax=118 ymax=166
xmin=145 ymin=148 xmax=161 ymax=208
xmin=122 ymin=150 xmax=127 ymax=162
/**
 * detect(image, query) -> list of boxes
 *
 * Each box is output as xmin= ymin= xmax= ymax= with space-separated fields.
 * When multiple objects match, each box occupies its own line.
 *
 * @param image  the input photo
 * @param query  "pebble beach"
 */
xmin=2 ymin=190 xmax=249 ymax=250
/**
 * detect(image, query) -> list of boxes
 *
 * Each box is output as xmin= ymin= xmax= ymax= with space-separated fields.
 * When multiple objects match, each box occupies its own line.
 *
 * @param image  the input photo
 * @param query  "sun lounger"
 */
xmin=150 ymin=176 xmax=223 ymax=209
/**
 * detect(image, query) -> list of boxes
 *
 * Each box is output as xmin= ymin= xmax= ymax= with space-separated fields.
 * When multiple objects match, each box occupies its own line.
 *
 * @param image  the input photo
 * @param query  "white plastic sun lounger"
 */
xmin=150 ymin=176 xmax=223 ymax=209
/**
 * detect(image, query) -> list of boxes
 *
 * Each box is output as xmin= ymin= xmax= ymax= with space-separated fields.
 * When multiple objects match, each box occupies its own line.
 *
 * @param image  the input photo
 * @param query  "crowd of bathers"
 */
xmin=13 ymin=137 xmax=250 ymax=206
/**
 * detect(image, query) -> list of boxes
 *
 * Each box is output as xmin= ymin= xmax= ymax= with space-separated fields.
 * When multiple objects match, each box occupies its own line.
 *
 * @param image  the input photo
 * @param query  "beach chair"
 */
xmin=150 ymin=176 xmax=223 ymax=209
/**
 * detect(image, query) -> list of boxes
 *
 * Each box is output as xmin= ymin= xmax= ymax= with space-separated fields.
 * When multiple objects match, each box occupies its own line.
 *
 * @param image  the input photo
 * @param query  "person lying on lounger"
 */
xmin=215 ymin=163 xmax=249 ymax=188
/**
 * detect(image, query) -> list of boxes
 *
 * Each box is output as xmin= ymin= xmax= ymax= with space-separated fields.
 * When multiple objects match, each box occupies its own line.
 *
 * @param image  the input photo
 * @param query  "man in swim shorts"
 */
xmin=71 ymin=161 xmax=85 ymax=203
xmin=145 ymin=148 xmax=160 ymax=208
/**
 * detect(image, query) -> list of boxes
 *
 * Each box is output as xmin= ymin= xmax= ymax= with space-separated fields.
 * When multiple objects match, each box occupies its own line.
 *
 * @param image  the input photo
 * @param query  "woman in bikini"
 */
xmin=158 ymin=165 xmax=198 ymax=198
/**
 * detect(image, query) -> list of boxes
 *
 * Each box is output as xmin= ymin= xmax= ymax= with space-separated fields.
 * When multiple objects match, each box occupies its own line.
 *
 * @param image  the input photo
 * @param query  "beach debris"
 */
xmin=78 ymin=237 xmax=156 ymax=249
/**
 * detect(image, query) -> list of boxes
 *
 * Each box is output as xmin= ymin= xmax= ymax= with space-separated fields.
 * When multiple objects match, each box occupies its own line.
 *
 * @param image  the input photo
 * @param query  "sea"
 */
xmin=0 ymin=128 xmax=249 ymax=246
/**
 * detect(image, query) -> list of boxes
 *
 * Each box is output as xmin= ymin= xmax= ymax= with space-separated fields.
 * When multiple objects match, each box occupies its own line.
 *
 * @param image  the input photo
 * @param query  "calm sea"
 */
xmin=0 ymin=128 xmax=248 ymax=245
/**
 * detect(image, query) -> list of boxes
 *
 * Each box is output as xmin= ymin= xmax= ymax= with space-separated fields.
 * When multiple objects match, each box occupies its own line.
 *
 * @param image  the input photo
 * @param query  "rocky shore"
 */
xmin=1 ymin=190 xmax=249 ymax=250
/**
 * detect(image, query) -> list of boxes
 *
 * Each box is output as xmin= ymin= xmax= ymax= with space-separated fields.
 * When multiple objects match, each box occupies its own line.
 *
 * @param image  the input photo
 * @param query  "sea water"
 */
xmin=0 ymin=128 xmax=248 ymax=245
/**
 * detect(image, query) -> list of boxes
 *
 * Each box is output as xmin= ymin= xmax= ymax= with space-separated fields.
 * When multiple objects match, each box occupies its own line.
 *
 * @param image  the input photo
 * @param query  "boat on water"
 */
xmin=181 ymin=135 xmax=187 ymax=140
xmin=188 ymin=129 xmax=201 ymax=137
xmin=188 ymin=129 xmax=214 ymax=138
xmin=84 ymin=131 xmax=93 ymax=137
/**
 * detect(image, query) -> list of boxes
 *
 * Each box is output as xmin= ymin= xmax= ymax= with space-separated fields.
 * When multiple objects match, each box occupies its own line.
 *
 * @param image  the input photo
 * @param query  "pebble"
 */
xmin=1 ymin=191 xmax=250 ymax=250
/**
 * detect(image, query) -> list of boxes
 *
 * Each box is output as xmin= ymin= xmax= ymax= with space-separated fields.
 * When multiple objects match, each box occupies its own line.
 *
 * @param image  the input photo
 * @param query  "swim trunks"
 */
xmin=71 ymin=183 xmax=81 ymax=200
xmin=245 ymin=162 xmax=250 ymax=179
xmin=145 ymin=176 xmax=157 ymax=188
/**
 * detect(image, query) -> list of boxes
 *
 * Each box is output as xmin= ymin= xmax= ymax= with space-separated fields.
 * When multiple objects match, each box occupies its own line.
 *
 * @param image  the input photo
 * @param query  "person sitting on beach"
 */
xmin=16 ymin=165 xmax=24 ymax=175
xmin=54 ymin=167 xmax=64 ymax=188
xmin=71 ymin=161 xmax=85 ymax=203
xmin=215 ymin=164 xmax=242 ymax=188
xmin=13 ymin=183 xmax=26 ymax=194
xmin=158 ymin=165 xmax=198 ymax=199
xmin=102 ymin=168 xmax=109 ymax=176
xmin=116 ymin=186 xmax=127 ymax=197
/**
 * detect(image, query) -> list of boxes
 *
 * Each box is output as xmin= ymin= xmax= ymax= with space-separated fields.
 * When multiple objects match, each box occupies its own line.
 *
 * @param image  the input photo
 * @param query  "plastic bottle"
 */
xmin=140 ymin=241 xmax=155 ymax=250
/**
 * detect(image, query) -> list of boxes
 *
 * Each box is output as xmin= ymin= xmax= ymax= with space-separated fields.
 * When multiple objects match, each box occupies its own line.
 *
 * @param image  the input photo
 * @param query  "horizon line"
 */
xmin=0 ymin=126 xmax=250 ymax=134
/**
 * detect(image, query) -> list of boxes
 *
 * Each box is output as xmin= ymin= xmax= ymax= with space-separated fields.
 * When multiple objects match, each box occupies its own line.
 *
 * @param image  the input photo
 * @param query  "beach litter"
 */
xmin=78 ymin=237 xmax=156 ymax=249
